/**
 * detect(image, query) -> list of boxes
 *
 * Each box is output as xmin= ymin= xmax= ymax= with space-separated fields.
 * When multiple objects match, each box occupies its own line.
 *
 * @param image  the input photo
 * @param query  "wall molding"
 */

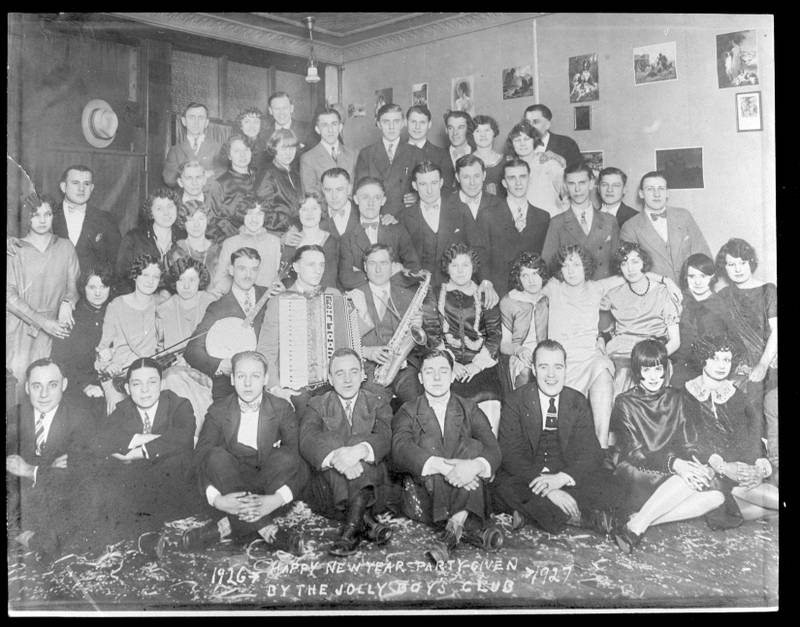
xmin=109 ymin=12 xmax=548 ymax=66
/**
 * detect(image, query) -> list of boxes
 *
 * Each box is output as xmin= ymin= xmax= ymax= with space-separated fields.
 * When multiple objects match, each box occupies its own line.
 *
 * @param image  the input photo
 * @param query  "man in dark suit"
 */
xmin=524 ymin=104 xmax=582 ymax=169
xmin=392 ymin=349 xmax=503 ymax=566
xmin=185 ymin=247 xmax=269 ymax=400
xmin=181 ymin=350 xmax=306 ymax=554
xmin=264 ymin=91 xmax=315 ymax=158
xmin=339 ymin=177 xmax=420 ymax=290
xmin=300 ymin=107 xmax=357 ymax=196
xmin=86 ymin=358 xmax=197 ymax=546
xmin=406 ymin=105 xmax=455 ymax=191
xmin=355 ymin=103 xmax=425 ymax=217
xmin=443 ymin=110 xmax=475 ymax=194
xmin=300 ymin=348 xmax=394 ymax=556
xmin=319 ymin=168 xmax=361 ymax=240
xmin=541 ymin=163 xmax=620 ymax=279
xmin=163 ymin=102 xmax=227 ymax=187
xmin=451 ymin=154 xmax=502 ymax=226
xmin=53 ymin=164 xmax=121 ymax=274
xmin=7 ymin=359 xmax=94 ymax=558
xmin=492 ymin=340 xmax=622 ymax=535
xmin=400 ymin=161 xmax=497 ymax=307
xmin=478 ymin=158 xmax=550 ymax=297
xmin=598 ymin=167 xmax=639 ymax=228
xmin=619 ymin=170 xmax=711 ymax=284
xmin=347 ymin=244 xmax=441 ymax=405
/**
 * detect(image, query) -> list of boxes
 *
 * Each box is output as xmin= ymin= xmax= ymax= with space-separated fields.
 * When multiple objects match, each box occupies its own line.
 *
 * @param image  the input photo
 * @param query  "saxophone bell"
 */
xmin=410 ymin=325 xmax=427 ymax=346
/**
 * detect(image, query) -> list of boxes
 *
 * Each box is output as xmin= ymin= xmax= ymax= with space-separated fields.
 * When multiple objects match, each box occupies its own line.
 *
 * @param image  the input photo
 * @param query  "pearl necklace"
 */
xmin=628 ymin=276 xmax=650 ymax=297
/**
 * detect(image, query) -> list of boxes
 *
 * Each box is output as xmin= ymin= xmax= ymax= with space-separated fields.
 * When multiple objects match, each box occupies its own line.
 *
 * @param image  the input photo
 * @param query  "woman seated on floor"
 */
xmin=435 ymin=242 xmax=503 ymax=434
xmin=683 ymin=334 xmax=778 ymax=528
xmin=499 ymin=251 xmax=549 ymax=391
xmin=156 ymin=256 xmax=216 ymax=440
xmin=95 ymin=254 xmax=162 ymax=414
xmin=51 ymin=263 xmax=115 ymax=418
xmin=670 ymin=253 xmax=737 ymax=389
xmin=602 ymin=241 xmax=681 ymax=396
xmin=610 ymin=339 xmax=724 ymax=554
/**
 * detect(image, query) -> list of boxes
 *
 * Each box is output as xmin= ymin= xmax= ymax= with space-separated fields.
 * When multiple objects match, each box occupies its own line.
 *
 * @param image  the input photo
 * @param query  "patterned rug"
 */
xmin=8 ymin=503 xmax=778 ymax=612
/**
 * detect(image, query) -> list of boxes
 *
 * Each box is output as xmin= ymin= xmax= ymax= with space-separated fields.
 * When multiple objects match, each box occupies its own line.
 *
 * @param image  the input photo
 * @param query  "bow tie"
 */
xmin=421 ymin=203 xmax=440 ymax=213
xmin=362 ymin=220 xmax=379 ymax=231
xmin=649 ymin=210 xmax=667 ymax=222
xmin=66 ymin=203 xmax=86 ymax=214
xmin=238 ymin=398 xmax=261 ymax=413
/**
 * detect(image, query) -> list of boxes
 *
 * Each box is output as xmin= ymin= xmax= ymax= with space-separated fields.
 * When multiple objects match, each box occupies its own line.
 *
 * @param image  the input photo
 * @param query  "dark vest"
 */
xmin=532 ymin=428 xmax=565 ymax=474
xmin=362 ymin=287 xmax=401 ymax=347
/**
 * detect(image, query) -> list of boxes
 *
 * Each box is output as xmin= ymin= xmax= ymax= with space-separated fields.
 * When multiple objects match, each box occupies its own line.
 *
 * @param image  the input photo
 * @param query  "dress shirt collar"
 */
xmin=328 ymin=200 xmax=351 ymax=218
xmin=601 ymin=201 xmax=621 ymax=216
xmin=275 ymin=122 xmax=291 ymax=131
xmin=63 ymin=200 xmax=87 ymax=214
xmin=238 ymin=394 xmax=263 ymax=413
xmin=182 ymin=191 xmax=204 ymax=204
xmin=459 ymin=190 xmax=482 ymax=208
xmin=37 ymin=405 xmax=59 ymax=424
xmin=540 ymin=132 xmax=551 ymax=149
xmin=137 ymin=401 xmax=159 ymax=425
xmin=187 ymin=133 xmax=205 ymax=147
xmin=685 ymin=377 xmax=736 ymax=405
xmin=420 ymin=199 xmax=441 ymax=213
xmin=425 ymin=392 xmax=451 ymax=415
xmin=338 ymin=392 xmax=359 ymax=413
xmin=408 ymin=138 xmax=427 ymax=149
xmin=537 ymin=389 xmax=559 ymax=427
xmin=507 ymin=197 xmax=528 ymax=213
xmin=449 ymin=144 xmax=471 ymax=160
xmin=383 ymin=137 xmax=400 ymax=155
xmin=231 ymin=285 xmax=256 ymax=307
xmin=368 ymin=281 xmax=391 ymax=299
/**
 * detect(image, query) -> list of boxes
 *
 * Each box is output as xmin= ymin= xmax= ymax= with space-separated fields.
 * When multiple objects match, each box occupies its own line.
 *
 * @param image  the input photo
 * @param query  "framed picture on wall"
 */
xmin=717 ymin=30 xmax=759 ymax=88
xmin=374 ymin=88 xmax=393 ymax=119
xmin=633 ymin=41 xmax=678 ymax=85
xmin=502 ymin=65 xmax=534 ymax=100
xmin=655 ymin=146 xmax=704 ymax=189
xmin=574 ymin=106 xmax=591 ymax=131
xmin=412 ymin=82 xmax=428 ymax=107
xmin=580 ymin=150 xmax=604 ymax=178
xmin=569 ymin=53 xmax=599 ymax=102
xmin=451 ymin=75 xmax=475 ymax=116
xmin=736 ymin=91 xmax=762 ymax=131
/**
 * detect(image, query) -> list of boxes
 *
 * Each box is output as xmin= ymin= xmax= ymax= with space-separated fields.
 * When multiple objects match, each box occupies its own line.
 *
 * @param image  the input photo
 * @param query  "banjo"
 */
xmin=205 ymin=261 xmax=290 ymax=359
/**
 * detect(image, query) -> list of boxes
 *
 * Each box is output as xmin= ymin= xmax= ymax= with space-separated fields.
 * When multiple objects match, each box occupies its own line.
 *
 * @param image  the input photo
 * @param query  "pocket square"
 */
xmin=273 ymin=440 xmax=282 ymax=448
xmin=95 ymin=233 xmax=104 ymax=243
xmin=454 ymin=228 xmax=461 ymax=233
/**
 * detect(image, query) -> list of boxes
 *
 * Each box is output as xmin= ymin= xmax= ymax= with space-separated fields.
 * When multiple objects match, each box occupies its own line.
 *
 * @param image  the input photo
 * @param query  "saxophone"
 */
xmin=373 ymin=270 xmax=432 ymax=386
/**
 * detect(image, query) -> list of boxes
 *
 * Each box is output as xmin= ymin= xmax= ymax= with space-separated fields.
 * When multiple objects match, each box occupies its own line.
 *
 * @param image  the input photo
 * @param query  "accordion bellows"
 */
xmin=278 ymin=292 xmax=363 ymax=389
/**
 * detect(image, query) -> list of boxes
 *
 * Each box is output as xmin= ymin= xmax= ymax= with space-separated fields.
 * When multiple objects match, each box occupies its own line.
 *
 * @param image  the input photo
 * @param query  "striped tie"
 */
xmin=344 ymin=398 xmax=353 ymax=424
xmin=545 ymin=397 xmax=558 ymax=430
xmin=386 ymin=142 xmax=395 ymax=164
xmin=142 ymin=411 xmax=152 ymax=434
xmin=35 ymin=412 xmax=46 ymax=456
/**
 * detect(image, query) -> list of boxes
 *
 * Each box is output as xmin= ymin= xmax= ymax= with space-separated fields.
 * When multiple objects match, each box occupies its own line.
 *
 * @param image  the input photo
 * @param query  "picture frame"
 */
xmin=580 ymin=150 xmax=604 ymax=178
xmin=569 ymin=53 xmax=599 ymax=102
xmin=736 ymin=91 xmax=762 ymax=132
xmin=717 ymin=30 xmax=759 ymax=89
xmin=451 ymin=75 xmax=475 ymax=116
xmin=502 ymin=65 xmax=534 ymax=100
xmin=574 ymin=105 xmax=591 ymax=131
xmin=655 ymin=146 xmax=704 ymax=189
xmin=633 ymin=41 xmax=678 ymax=85
xmin=411 ymin=82 xmax=428 ymax=107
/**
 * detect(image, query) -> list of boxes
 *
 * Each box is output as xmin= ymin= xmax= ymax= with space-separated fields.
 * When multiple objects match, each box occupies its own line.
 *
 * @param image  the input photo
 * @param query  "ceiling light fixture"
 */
xmin=303 ymin=16 xmax=320 ymax=84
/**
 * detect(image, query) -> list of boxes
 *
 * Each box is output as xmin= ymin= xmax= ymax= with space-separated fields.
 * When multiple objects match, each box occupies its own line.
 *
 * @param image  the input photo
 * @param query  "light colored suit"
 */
xmin=541 ymin=208 xmax=620 ymax=279
xmin=619 ymin=206 xmax=710 ymax=284
xmin=300 ymin=142 xmax=357 ymax=196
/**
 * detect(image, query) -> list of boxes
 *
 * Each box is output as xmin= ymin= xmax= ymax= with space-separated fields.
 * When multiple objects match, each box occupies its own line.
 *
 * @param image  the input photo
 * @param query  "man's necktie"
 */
xmin=545 ymin=397 xmax=558 ymax=430
xmin=242 ymin=292 xmax=253 ymax=315
xmin=386 ymin=142 xmax=395 ymax=164
xmin=580 ymin=210 xmax=589 ymax=235
xmin=514 ymin=205 xmax=527 ymax=233
xmin=142 ymin=411 xmax=152 ymax=435
xmin=344 ymin=398 xmax=354 ymax=424
xmin=331 ymin=145 xmax=338 ymax=163
xmin=34 ymin=412 xmax=46 ymax=456
xmin=650 ymin=210 xmax=667 ymax=222
xmin=190 ymin=137 xmax=198 ymax=153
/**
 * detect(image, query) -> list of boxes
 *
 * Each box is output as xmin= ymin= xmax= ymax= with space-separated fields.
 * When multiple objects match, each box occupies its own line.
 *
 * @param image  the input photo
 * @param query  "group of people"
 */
xmin=7 ymin=92 xmax=778 ymax=567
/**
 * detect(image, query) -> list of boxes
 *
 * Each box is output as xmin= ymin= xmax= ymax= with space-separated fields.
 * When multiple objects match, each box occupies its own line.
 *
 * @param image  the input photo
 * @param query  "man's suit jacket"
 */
xmin=355 ymin=142 xmax=425 ymax=217
xmin=477 ymin=199 xmax=551 ymax=297
xmin=541 ymin=208 xmax=620 ymax=279
xmin=176 ymin=180 xmax=225 ymax=225
xmin=391 ymin=393 xmax=501 ymax=478
xmin=300 ymin=142 xmax=358 ymax=196
xmin=299 ymin=388 xmax=393 ymax=470
xmin=496 ymin=383 xmax=602 ymax=487
xmin=320 ymin=204 xmax=361 ymax=240
xmin=545 ymin=132 xmax=582 ymax=169
xmin=52 ymin=204 xmax=121 ymax=274
xmin=619 ymin=205 xmax=711 ymax=284
xmin=184 ymin=286 xmax=268 ymax=398
xmin=448 ymin=190 xmax=502 ymax=228
xmin=400 ymin=195 xmax=488 ymax=287
xmin=194 ymin=391 xmax=303 ymax=496
xmin=612 ymin=201 xmax=639 ymax=228
xmin=163 ymin=137 xmax=227 ymax=187
xmin=419 ymin=141 xmax=455 ymax=191
xmin=338 ymin=222 xmax=421 ymax=290
xmin=91 ymin=390 xmax=195 ymax=462
xmin=7 ymin=397 xmax=94 ymax=486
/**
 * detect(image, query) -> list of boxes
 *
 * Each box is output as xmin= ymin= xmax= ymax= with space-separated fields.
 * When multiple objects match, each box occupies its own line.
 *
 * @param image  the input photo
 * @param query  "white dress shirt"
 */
xmin=645 ymin=208 xmax=669 ymax=242
xmin=420 ymin=393 xmax=492 ymax=478
xmin=369 ymin=282 xmax=395 ymax=320
xmin=231 ymin=285 xmax=257 ymax=314
xmin=420 ymin=200 xmax=441 ymax=234
xmin=63 ymin=201 xmax=87 ymax=246
xmin=408 ymin=138 xmax=427 ymax=149
xmin=601 ymin=201 xmax=621 ymax=218
xmin=459 ymin=190 xmax=482 ymax=221
xmin=187 ymin=133 xmax=206 ymax=153
xmin=449 ymin=144 xmax=472 ymax=166
xmin=571 ymin=204 xmax=594 ymax=234
xmin=383 ymin=138 xmax=400 ymax=161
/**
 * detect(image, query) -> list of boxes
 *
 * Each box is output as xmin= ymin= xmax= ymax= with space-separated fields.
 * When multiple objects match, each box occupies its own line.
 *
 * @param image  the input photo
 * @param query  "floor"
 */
xmin=7 ymin=503 xmax=778 ymax=612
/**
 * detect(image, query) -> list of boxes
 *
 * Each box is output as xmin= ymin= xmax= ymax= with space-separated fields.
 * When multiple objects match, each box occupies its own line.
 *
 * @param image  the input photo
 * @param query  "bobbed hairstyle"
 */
xmin=508 ymin=252 xmax=549 ymax=292
xmin=630 ymin=339 xmax=670 ymax=385
xmin=552 ymin=244 xmax=596 ymax=282
xmin=715 ymin=238 xmax=759 ymax=275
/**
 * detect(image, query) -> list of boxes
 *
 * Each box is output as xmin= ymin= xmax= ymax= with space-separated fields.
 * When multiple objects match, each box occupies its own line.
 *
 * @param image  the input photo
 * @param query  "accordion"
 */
xmin=278 ymin=291 xmax=363 ymax=390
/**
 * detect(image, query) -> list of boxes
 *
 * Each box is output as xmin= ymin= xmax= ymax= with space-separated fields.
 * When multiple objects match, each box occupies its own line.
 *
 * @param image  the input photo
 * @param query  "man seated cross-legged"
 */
xmin=299 ymin=348 xmax=394 ymax=557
